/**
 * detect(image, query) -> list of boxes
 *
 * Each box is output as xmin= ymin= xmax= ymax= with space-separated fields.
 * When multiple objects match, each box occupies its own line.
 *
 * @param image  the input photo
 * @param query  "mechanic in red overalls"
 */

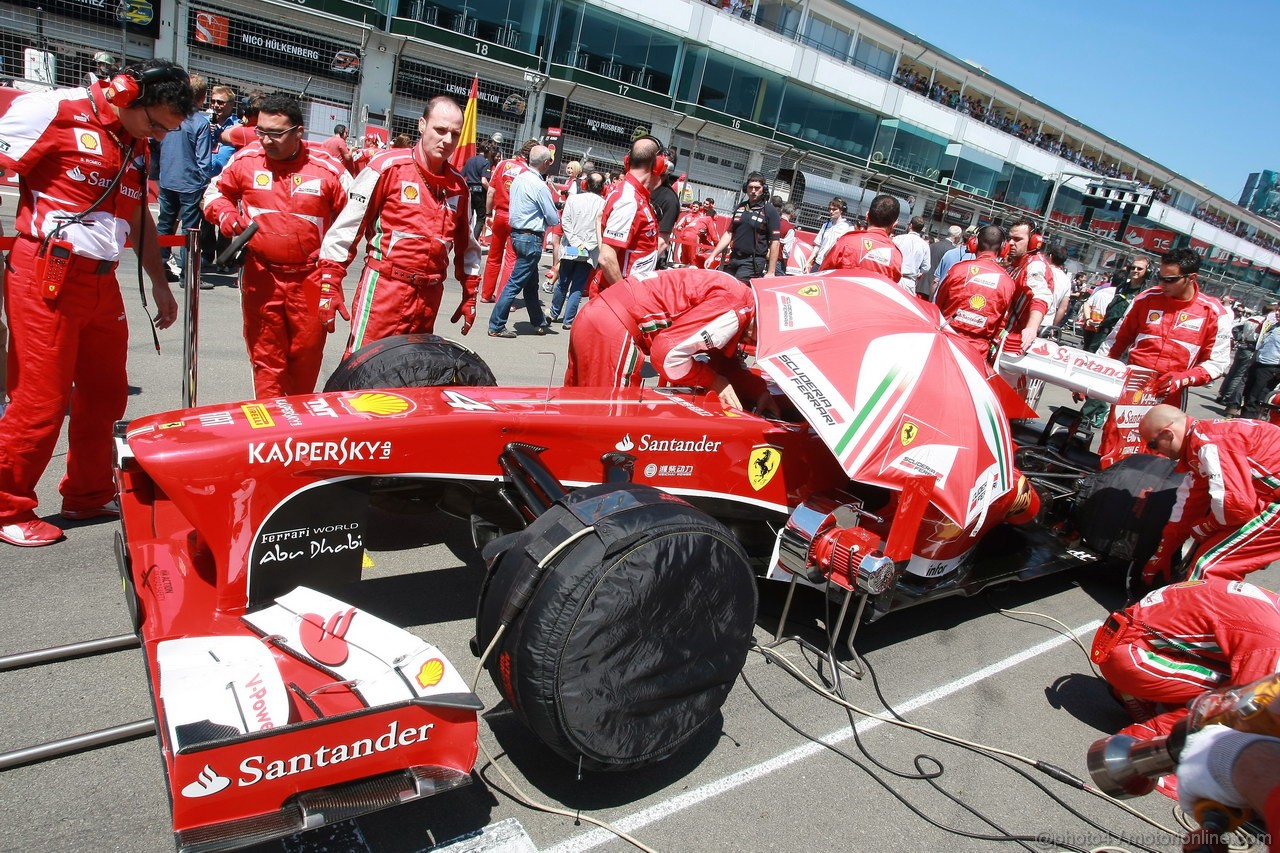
xmin=1092 ymin=578 xmax=1280 ymax=746
xmin=203 ymin=93 xmax=350 ymax=398
xmin=564 ymin=268 xmax=773 ymax=413
xmin=1001 ymin=218 xmax=1052 ymax=356
xmin=479 ymin=138 xmax=534 ymax=302
xmin=934 ymin=225 xmax=1025 ymax=363
xmin=597 ymin=136 xmax=664 ymax=287
xmin=820 ymin=194 xmax=904 ymax=285
xmin=314 ymin=96 xmax=481 ymax=357
xmin=1137 ymin=404 xmax=1280 ymax=585
xmin=1100 ymin=248 xmax=1231 ymax=463
xmin=675 ymin=199 xmax=720 ymax=269
xmin=0 ymin=60 xmax=190 ymax=547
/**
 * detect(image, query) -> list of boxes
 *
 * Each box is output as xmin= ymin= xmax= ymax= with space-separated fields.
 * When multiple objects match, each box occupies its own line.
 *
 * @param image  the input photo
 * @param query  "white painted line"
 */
xmin=543 ymin=619 xmax=1102 ymax=853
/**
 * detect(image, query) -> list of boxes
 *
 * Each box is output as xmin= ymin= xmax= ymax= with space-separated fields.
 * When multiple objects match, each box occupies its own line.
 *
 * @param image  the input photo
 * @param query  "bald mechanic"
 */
xmin=314 ymin=96 xmax=481 ymax=355
xmin=563 ymin=268 xmax=774 ymax=413
xmin=1137 ymin=404 xmax=1280 ymax=586
xmin=598 ymin=135 xmax=664 ymax=285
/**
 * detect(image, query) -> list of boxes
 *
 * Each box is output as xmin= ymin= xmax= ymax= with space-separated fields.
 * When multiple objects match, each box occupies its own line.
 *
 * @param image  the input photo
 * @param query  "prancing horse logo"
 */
xmin=748 ymin=445 xmax=781 ymax=491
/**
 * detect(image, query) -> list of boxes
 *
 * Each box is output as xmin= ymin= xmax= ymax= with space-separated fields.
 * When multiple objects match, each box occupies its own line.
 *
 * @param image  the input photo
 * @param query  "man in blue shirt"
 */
xmin=157 ymin=74 xmax=212 ymax=281
xmin=488 ymin=145 xmax=559 ymax=338
xmin=932 ymin=223 xmax=978 ymax=290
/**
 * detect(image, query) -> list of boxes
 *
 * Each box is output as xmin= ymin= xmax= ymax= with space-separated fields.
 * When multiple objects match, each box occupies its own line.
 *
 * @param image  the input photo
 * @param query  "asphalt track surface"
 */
xmin=0 ymin=226 xmax=1271 ymax=853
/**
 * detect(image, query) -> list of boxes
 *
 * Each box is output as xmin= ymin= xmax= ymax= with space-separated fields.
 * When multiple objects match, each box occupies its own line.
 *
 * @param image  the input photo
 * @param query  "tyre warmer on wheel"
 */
xmin=475 ymin=483 xmax=757 ymax=772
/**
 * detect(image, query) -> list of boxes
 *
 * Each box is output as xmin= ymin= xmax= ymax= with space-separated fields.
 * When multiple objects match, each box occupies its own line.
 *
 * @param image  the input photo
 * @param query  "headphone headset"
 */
xmin=623 ymin=135 xmax=671 ymax=178
xmin=967 ymin=228 xmax=1011 ymax=259
xmin=1025 ymin=230 xmax=1043 ymax=253
xmin=742 ymin=172 xmax=769 ymax=195
xmin=102 ymin=64 xmax=190 ymax=108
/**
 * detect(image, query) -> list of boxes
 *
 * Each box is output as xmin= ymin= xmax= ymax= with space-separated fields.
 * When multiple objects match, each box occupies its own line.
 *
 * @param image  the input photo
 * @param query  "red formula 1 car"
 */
xmin=114 ymin=273 xmax=1182 ymax=850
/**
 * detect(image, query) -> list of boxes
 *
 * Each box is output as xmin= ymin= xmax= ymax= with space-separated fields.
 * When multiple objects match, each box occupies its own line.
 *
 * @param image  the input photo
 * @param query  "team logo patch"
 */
xmin=1145 ymin=309 xmax=1163 ymax=324
xmin=253 ymin=171 xmax=272 ymax=190
xmin=1176 ymin=312 xmax=1204 ymax=331
xmin=416 ymin=658 xmax=445 ymax=688
xmin=748 ymin=445 xmax=781 ymax=492
xmin=900 ymin=422 xmax=919 ymax=446
xmin=75 ymin=130 xmax=102 ymax=154
xmin=340 ymin=391 xmax=415 ymax=417
xmin=969 ymin=265 xmax=981 ymax=275
xmin=863 ymin=239 xmax=875 ymax=251
xmin=968 ymin=294 xmax=987 ymax=310
xmin=66 ymin=166 xmax=87 ymax=182
xmin=241 ymin=403 xmax=275 ymax=429
xmin=401 ymin=182 xmax=421 ymax=203
xmin=798 ymin=284 xmax=821 ymax=297
xmin=293 ymin=177 xmax=323 ymax=196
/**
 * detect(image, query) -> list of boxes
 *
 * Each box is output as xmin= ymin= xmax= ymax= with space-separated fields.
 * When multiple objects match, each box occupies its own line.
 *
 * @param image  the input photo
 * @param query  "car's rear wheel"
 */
xmin=1074 ymin=453 xmax=1185 ymax=569
xmin=325 ymin=334 xmax=498 ymax=515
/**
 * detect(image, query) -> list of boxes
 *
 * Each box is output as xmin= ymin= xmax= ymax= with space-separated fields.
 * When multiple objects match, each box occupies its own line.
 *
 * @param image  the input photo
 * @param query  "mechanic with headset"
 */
xmin=1135 ymin=404 xmax=1280 ymax=586
xmin=597 ymin=135 xmax=666 ymax=286
xmin=564 ymin=267 xmax=776 ymax=414
xmin=708 ymin=172 xmax=779 ymax=284
xmin=314 ymin=95 xmax=482 ymax=355
xmin=808 ymin=197 xmax=854 ymax=272
xmin=819 ymin=193 xmax=905 ymax=287
xmin=999 ymin=217 xmax=1053 ymax=356
xmin=202 ymin=93 xmax=352 ymax=398
xmin=933 ymin=224 xmax=1023 ymax=363
xmin=0 ymin=59 xmax=192 ymax=548
xmin=1098 ymin=249 xmax=1231 ymax=464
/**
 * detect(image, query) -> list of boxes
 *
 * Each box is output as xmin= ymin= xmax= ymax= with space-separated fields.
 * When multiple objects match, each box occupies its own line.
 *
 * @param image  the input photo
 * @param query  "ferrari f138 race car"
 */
xmin=113 ymin=273 xmax=1181 ymax=850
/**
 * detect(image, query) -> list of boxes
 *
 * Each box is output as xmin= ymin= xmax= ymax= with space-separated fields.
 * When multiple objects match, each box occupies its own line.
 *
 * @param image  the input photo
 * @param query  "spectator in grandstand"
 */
xmin=808 ymin=197 xmax=853 ymax=272
xmin=202 ymin=93 xmax=351 ymax=398
xmin=314 ymin=96 xmax=481 ymax=353
xmin=893 ymin=215 xmax=930 ymax=296
xmin=821 ymin=194 xmax=904 ymax=287
xmin=156 ymin=73 xmax=212 ymax=284
xmin=709 ymin=172 xmax=780 ymax=283
xmin=320 ymin=123 xmax=357 ymax=176
xmin=598 ymin=136 xmax=666 ymax=285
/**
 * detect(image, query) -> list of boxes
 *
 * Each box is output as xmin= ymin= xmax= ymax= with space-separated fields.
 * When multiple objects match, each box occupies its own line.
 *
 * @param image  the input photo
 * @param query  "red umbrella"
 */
xmin=753 ymin=272 xmax=1018 ymax=527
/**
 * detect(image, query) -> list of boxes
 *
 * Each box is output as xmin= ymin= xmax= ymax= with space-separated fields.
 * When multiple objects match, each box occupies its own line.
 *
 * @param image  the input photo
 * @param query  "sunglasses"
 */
xmin=255 ymin=125 xmax=300 ymax=140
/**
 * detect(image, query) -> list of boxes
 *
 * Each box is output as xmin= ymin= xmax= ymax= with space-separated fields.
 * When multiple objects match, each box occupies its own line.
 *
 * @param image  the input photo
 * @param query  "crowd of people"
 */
xmin=6 ymin=61 xmax=1280 ymax=849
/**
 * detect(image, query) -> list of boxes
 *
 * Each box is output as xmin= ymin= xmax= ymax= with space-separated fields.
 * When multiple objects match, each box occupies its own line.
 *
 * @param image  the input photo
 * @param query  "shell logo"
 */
xmin=416 ymin=658 xmax=445 ymax=688
xmin=341 ymin=391 xmax=415 ymax=417
xmin=1146 ymin=310 xmax=1162 ymax=324
xmin=968 ymin=294 xmax=986 ymax=310
xmin=403 ymin=184 xmax=419 ymax=200
xmin=80 ymin=132 xmax=99 ymax=150
xmin=255 ymin=174 xmax=270 ymax=187
xmin=797 ymin=284 xmax=821 ymax=297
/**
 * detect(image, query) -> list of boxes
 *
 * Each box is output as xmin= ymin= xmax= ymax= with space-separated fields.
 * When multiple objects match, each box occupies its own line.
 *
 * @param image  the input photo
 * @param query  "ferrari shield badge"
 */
xmin=748 ymin=445 xmax=781 ymax=491
xmin=798 ymin=284 xmax=821 ymax=297
xmin=900 ymin=422 xmax=919 ymax=446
